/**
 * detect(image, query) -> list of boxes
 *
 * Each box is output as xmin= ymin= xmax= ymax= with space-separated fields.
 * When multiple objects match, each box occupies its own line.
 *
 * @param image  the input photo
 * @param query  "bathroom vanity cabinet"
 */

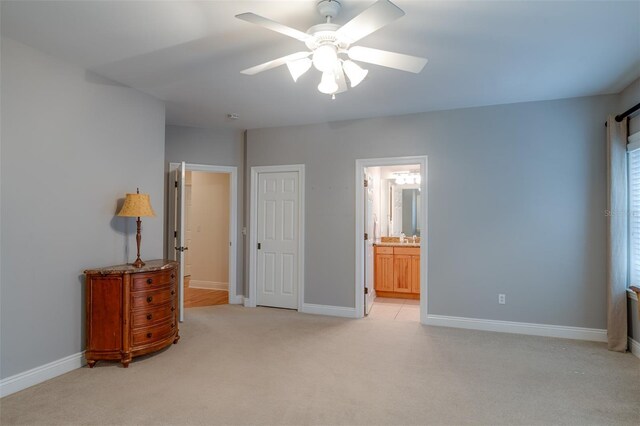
xmin=374 ymin=245 xmax=420 ymax=299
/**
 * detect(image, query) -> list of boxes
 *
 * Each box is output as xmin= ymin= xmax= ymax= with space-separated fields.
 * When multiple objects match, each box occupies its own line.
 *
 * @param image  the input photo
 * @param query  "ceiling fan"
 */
xmin=236 ymin=0 xmax=428 ymax=98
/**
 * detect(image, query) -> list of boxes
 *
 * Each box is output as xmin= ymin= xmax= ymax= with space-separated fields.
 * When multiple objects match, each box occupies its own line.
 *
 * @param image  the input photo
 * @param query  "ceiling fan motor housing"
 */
xmin=305 ymin=23 xmax=348 ymax=51
xmin=317 ymin=0 xmax=342 ymax=20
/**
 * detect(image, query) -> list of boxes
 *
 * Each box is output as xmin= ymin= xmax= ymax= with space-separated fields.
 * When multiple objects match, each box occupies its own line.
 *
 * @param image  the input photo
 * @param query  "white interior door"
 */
xmin=184 ymin=174 xmax=193 ymax=277
xmin=256 ymin=171 xmax=299 ymax=309
xmin=169 ymin=162 xmax=186 ymax=322
xmin=364 ymin=174 xmax=375 ymax=315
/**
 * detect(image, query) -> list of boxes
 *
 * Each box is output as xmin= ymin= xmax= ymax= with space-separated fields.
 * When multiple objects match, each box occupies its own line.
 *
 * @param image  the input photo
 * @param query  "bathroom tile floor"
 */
xmin=367 ymin=297 xmax=420 ymax=321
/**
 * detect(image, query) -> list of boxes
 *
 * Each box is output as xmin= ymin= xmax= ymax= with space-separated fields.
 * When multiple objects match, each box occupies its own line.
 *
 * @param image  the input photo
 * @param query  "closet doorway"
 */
xmin=168 ymin=163 xmax=238 ymax=321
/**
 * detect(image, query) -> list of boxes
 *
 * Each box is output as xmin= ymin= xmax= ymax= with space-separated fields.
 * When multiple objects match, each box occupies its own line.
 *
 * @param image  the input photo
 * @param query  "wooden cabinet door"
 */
xmin=393 ymin=255 xmax=412 ymax=293
xmin=374 ymin=253 xmax=394 ymax=292
xmin=87 ymin=276 xmax=123 ymax=352
xmin=411 ymin=255 xmax=420 ymax=294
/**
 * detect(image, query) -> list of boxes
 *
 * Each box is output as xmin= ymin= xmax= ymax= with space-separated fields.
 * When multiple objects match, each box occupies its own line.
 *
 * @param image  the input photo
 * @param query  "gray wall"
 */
xmin=0 ymin=38 xmax=166 ymax=379
xmin=620 ymin=76 xmax=640 ymax=134
xmin=247 ymin=95 xmax=618 ymax=329
xmin=165 ymin=125 xmax=245 ymax=296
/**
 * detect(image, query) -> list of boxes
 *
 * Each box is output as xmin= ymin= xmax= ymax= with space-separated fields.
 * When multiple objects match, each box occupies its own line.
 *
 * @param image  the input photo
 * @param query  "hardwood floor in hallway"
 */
xmin=184 ymin=276 xmax=228 ymax=308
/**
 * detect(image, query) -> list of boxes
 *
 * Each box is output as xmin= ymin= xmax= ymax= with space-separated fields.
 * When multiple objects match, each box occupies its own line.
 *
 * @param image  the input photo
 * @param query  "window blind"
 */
xmin=628 ymin=140 xmax=640 ymax=287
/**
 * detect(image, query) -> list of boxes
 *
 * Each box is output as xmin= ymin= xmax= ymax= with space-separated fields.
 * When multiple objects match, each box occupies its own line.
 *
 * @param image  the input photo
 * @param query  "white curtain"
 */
xmin=606 ymin=116 xmax=628 ymax=352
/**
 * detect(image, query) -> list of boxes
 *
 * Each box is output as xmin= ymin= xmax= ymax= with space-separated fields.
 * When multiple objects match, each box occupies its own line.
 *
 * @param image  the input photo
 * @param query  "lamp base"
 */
xmin=132 ymin=257 xmax=145 ymax=268
xmin=132 ymin=217 xmax=145 ymax=268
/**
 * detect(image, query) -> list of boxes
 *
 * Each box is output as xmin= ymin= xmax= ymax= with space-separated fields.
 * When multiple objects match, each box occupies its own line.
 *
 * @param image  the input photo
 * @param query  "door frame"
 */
xmin=168 ymin=162 xmax=239 ymax=305
xmin=355 ymin=156 xmax=428 ymax=323
xmin=248 ymin=164 xmax=305 ymax=310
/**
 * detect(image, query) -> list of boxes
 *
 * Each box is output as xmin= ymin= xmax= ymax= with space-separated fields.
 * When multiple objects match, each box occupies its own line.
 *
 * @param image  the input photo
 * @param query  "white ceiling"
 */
xmin=2 ymin=1 xmax=639 ymax=130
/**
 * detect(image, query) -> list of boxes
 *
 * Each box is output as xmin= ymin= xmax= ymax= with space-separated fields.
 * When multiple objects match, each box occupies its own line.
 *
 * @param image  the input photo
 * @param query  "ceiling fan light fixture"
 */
xmin=286 ymin=58 xmax=312 ymax=82
xmin=318 ymin=71 xmax=338 ymax=95
xmin=312 ymin=44 xmax=338 ymax=72
xmin=342 ymin=60 xmax=368 ymax=87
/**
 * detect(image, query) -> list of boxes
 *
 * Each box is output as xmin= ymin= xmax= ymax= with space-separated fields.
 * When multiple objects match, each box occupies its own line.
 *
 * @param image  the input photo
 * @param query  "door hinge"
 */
xmin=174 ymin=181 xmax=178 ymax=188
xmin=364 ymin=287 xmax=369 ymax=295
xmin=364 ymin=179 xmax=368 ymax=188
xmin=257 ymin=242 xmax=261 ymax=250
xmin=174 ymin=231 xmax=177 ymax=238
xmin=364 ymin=232 xmax=368 ymax=240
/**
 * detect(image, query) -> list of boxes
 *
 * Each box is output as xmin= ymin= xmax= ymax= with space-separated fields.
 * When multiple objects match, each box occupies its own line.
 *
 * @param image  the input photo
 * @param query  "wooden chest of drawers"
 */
xmin=84 ymin=260 xmax=179 ymax=368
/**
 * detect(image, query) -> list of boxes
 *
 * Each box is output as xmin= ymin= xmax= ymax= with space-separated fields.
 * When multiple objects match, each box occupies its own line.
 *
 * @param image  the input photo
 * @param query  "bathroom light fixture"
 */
xmin=393 ymin=172 xmax=420 ymax=185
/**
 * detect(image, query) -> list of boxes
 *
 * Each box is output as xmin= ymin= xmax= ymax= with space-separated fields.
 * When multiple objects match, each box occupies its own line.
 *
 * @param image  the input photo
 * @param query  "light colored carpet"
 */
xmin=1 ymin=305 xmax=638 ymax=425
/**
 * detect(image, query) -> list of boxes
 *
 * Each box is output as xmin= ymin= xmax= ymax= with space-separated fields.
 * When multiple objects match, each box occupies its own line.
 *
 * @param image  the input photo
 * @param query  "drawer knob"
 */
xmin=171 ymin=290 xmax=175 ymax=296
xmin=147 ymin=278 xmax=153 ymax=285
xmin=146 ymin=296 xmax=153 ymax=303
xmin=146 ymin=314 xmax=152 ymax=320
xmin=171 ymin=306 xmax=175 ymax=312
xmin=146 ymin=332 xmax=152 ymax=338
xmin=171 ymin=274 xmax=175 ymax=279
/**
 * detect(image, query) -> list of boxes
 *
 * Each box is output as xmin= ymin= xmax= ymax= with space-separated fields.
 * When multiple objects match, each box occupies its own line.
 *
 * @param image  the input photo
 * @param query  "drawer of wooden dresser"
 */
xmin=131 ymin=303 xmax=176 ymax=329
xmin=131 ymin=270 xmax=175 ymax=292
xmin=131 ymin=320 xmax=176 ymax=346
xmin=131 ymin=286 xmax=176 ymax=310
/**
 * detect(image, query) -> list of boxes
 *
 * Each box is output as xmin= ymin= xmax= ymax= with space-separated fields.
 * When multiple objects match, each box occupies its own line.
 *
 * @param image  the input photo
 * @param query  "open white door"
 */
xmin=364 ymin=173 xmax=375 ymax=315
xmin=169 ymin=162 xmax=186 ymax=322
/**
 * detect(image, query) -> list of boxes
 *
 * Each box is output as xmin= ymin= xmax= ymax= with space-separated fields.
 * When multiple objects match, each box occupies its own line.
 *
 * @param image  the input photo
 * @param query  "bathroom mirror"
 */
xmin=388 ymin=184 xmax=421 ymax=237
xmin=402 ymin=188 xmax=421 ymax=237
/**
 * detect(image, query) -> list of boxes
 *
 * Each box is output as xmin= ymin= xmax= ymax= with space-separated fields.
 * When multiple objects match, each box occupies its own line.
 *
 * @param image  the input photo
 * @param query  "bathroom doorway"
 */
xmin=355 ymin=156 xmax=427 ymax=323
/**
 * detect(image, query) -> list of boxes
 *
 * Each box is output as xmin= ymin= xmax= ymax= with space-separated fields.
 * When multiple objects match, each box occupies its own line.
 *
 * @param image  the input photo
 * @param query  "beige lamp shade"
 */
xmin=117 ymin=193 xmax=156 ymax=218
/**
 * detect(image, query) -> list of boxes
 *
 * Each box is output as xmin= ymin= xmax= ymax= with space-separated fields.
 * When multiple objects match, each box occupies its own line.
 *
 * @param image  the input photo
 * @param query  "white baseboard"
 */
xmin=0 ymin=351 xmax=85 ymax=398
xmin=189 ymin=280 xmax=228 ymax=290
xmin=300 ymin=303 xmax=357 ymax=318
xmin=629 ymin=337 xmax=640 ymax=359
xmin=229 ymin=294 xmax=244 ymax=305
xmin=424 ymin=314 xmax=607 ymax=342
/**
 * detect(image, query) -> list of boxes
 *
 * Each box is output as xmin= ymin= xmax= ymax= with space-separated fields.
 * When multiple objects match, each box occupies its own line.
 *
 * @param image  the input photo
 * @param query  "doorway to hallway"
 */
xmin=168 ymin=162 xmax=238 ymax=321
xmin=182 ymin=170 xmax=230 ymax=308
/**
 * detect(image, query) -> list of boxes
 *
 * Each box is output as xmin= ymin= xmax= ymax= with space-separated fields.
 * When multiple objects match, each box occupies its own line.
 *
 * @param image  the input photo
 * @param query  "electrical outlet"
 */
xmin=498 ymin=294 xmax=506 ymax=305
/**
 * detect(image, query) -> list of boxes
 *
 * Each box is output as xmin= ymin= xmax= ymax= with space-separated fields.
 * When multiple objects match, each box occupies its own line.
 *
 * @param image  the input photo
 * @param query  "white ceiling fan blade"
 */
xmin=334 ymin=63 xmax=348 ymax=94
xmin=348 ymin=46 xmax=427 ymax=73
xmin=241 ymin=52 xmax=311 ymax=75
xmin=236 ymin=13 xmax=313 ymax=42
xmin=335 ymin=0 xmax=405 ymax=44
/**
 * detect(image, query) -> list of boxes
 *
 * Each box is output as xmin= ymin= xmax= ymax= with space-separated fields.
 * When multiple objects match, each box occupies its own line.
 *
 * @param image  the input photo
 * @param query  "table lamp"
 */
xmin=117 ymin=188 xmax=155 ymax=268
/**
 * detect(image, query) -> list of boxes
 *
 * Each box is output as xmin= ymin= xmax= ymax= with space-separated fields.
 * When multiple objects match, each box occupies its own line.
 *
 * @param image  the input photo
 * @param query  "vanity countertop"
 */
xmin=374 ymin=241 xmax=420 ymax=247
